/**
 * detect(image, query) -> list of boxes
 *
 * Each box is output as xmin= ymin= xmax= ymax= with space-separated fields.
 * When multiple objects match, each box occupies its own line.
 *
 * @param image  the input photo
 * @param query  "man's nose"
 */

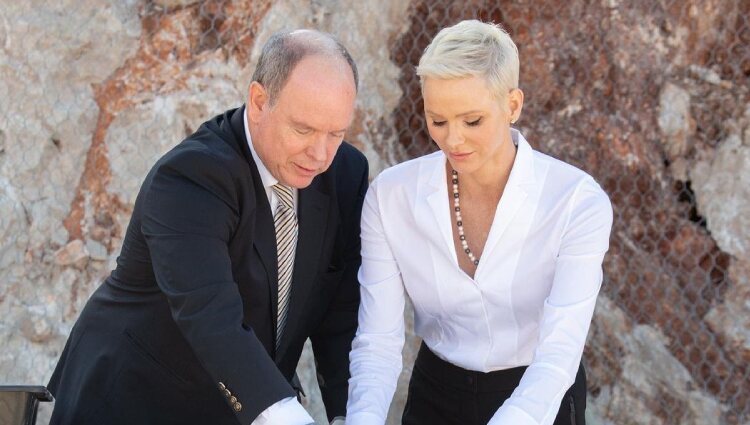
xmin=306 ymin=135 xmax=328 ymax=162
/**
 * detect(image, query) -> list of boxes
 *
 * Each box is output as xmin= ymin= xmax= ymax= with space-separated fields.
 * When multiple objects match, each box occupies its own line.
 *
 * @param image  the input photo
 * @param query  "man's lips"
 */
xmin=293 ymin=163 xmax=319 ymax=176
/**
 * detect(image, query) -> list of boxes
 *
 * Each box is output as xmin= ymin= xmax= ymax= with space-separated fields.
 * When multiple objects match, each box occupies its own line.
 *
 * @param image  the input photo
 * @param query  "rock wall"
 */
xmin=0 ymin=1 xmax=747 ymax=424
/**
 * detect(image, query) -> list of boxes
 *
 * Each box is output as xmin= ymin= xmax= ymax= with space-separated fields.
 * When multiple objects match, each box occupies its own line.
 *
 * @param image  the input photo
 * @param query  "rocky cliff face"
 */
xmin=1 ymin=1 xmax=747 ymax=424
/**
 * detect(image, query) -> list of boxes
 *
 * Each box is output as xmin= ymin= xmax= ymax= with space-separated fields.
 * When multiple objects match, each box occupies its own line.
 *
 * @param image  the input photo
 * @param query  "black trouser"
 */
xmin=402 ymin=342 xmax=586 ymax=425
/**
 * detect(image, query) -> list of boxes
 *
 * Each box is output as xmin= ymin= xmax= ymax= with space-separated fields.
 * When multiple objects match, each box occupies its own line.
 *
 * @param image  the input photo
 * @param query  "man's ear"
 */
xmin=247 ymin=81 xmax=269 ymax=123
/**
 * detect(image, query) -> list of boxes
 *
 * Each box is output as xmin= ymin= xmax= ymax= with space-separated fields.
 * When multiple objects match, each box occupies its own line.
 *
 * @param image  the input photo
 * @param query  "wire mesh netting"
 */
xmin=389 ymin=1 xmax=749 ymax=423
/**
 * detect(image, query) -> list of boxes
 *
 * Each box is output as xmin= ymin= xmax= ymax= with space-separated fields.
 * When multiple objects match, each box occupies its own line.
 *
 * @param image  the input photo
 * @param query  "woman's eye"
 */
xmin=431 ymin=120 xmax=446 ymax=127
xmin=466 ymin=118 xmax=482 ymax=127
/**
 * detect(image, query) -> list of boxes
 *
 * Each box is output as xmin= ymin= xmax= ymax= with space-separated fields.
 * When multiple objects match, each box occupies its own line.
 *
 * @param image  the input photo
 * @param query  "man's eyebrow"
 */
xmin=291 ymin=118 xmax=348 ymax=134
xmin=290 ymin=119 xmax=314 ymax=129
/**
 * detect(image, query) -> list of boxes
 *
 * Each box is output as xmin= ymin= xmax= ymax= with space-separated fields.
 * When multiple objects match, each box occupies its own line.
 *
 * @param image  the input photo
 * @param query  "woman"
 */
xmin=345 ymin=20 xmax=612 ymax=425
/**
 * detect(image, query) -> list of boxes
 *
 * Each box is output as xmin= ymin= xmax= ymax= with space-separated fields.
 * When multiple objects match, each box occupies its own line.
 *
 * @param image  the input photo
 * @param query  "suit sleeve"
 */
xmin=489 ymin=178 xmax=613 ymax=425
xmin=140 ymin=148 xmax=296 ymax=424
xmin=310 ymin=152 xmax=369 ymax=421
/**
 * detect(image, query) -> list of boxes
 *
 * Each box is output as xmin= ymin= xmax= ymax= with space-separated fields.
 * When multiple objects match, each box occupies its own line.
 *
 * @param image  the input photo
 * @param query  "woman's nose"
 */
xmin=445 ymin=125 xmax=464 ymax=147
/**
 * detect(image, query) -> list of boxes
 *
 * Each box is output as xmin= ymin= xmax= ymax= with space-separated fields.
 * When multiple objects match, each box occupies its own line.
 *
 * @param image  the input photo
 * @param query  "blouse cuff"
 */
xmin=345 ymin=410 xmax=386 ymax=425
xmin=488 ymin=404 xmax=538 ymax=425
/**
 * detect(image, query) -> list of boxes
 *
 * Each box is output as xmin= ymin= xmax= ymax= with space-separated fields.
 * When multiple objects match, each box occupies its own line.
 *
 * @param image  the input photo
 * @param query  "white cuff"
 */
xmin=251 ymin=396 xmax=315 ymax=425
xmin=345 ymin=411 xmax=385 ymax=425
xmin=489 ymin=404 xmax=539 ymax=425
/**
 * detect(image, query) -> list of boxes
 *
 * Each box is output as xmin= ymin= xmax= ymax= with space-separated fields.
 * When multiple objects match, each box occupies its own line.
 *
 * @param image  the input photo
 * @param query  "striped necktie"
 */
xmin=272 ymin=184 xmax=298 ymax=349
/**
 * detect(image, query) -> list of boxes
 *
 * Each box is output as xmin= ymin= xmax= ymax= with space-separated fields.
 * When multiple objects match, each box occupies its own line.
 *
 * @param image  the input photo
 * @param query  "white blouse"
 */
xmin=346 ymin=130 xmax=613 ymax=425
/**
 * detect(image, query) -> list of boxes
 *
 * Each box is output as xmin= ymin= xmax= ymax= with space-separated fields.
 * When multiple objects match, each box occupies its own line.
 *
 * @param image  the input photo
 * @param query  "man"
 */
xmin=48 ymin=29 xmax=367 ymax=425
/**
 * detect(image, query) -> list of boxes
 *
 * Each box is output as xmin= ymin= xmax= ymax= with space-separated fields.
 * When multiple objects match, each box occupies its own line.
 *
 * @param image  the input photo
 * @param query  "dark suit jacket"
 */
xmin=48 ymin=106 xmax=368 ymax=425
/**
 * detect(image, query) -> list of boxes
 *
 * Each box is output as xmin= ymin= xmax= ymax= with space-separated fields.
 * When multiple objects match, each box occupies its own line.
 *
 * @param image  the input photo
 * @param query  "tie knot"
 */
xmin=272 ymin=184 xmax=294 ymax=210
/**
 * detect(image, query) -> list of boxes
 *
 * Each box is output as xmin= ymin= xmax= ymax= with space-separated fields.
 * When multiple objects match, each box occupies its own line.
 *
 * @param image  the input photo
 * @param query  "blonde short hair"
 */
xmin=416 ymin=20 xmax=519 ymax=99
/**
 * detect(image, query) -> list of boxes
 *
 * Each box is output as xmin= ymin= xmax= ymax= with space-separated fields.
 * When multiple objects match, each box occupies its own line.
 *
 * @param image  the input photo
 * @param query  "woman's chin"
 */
xmin=446 ymin=159 xmax=477 ymax=175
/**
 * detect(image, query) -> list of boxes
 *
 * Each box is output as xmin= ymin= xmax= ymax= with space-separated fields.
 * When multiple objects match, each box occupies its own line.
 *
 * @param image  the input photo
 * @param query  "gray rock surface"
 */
xmin=658 ymin=83 xmax=694 ymax=163
xmin=692 ymin=128 xmax=750 ymax=260
xmin=587 ymin=297 xmax=726 ymax=424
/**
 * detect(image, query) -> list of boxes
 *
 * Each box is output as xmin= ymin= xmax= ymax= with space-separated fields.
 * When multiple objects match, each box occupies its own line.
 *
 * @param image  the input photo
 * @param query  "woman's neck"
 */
xmin=453 ymin=139 xmax=517 ymax=199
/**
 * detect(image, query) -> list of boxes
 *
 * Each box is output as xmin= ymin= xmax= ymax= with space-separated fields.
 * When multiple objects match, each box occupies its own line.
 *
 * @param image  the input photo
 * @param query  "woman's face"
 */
xmin=422 ymin=76 xmax=521 ymax=177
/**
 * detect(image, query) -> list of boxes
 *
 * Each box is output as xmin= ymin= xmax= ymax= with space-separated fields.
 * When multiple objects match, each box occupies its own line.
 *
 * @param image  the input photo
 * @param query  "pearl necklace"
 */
xmin=451 ymin=169 xmax=479 ymax=266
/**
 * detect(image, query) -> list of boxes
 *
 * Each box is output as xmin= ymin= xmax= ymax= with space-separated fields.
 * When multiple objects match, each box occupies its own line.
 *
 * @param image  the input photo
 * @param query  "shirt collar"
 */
xmin=243 ymin=106 xmax=278 ymax=190
xmin=427 ymin=128 xmax=535 ymax=190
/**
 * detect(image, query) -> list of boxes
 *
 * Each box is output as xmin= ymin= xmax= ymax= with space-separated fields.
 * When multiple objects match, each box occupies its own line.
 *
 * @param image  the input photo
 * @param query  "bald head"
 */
xmin=251 ymin=29 xmax=358 ymax=106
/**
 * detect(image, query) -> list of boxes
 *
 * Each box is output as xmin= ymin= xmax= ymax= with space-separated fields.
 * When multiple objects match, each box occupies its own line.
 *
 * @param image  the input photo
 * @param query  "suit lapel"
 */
xmin=228 ymin=105 xmax=281 ymax=335
xmin=275 ymin=177 xmax=330 ymax=360
xmin=253 ymin=196 xmax=279 ymax=333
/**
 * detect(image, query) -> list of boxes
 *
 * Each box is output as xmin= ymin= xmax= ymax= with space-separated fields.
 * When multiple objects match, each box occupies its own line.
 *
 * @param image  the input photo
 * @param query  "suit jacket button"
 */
xmin=223 ymin=389 xmax=231 ymax=398
xmin=218 ymin=382 xmax=226 ymax=391
xmin=233 ymin=402 xmax=242 ymax=412
xmin=230 ymin=396 xmax=237 ymax=404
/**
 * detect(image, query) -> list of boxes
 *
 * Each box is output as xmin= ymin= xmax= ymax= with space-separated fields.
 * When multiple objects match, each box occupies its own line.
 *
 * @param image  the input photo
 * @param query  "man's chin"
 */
xmin=283 ymin=174 xmax=317 ymax=189
xmin=283 ymin=165 xmax=331 ymax=188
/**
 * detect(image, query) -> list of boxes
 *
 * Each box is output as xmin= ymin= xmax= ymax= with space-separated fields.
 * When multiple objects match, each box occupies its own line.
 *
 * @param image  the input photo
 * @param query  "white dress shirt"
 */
xmin=347 ymin=129 xmax=613 ymax=425
xmin=244 ymin=110 xmax=299 ymax=213
xmin=243 ymin=111 xmax=312 ymax=425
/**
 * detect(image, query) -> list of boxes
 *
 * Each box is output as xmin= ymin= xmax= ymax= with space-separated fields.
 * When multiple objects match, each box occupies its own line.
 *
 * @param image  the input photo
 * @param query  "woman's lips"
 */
xmin=449 ymin=151 xmax=473 ymax=160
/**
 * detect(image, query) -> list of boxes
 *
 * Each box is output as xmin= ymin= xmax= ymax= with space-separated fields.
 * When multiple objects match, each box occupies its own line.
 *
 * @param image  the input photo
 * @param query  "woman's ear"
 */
xmin=247 ymin=81 xmax=269 ymax=123
xmin=508 ymin=88 xmax=524 ymax=123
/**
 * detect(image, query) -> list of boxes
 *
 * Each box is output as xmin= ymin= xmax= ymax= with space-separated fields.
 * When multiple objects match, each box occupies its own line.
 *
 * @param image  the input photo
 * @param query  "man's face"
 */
xmin=247 ymin=55 xmax=357 ymax=188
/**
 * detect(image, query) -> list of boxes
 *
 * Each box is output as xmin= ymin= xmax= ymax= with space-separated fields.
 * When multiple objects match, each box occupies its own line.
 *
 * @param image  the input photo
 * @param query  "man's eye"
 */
xmin=431 ymin=120 xmax=446 ymax=127
xmin=295 ymin=128 xmax=312 ymax=135
xmin=466 ymin=118 xmax=482 ymax=127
